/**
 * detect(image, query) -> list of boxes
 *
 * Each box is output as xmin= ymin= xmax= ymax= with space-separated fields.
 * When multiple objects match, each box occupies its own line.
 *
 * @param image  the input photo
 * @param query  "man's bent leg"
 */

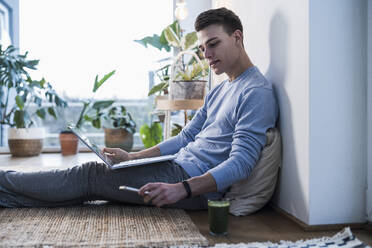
xmin=89 ymin=161 xmax=208 ymax=210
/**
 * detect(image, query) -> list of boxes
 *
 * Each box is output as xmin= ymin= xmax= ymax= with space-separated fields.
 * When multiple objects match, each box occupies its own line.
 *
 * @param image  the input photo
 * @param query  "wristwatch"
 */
xmin=182 ymin=180 xmax=192 ymax=198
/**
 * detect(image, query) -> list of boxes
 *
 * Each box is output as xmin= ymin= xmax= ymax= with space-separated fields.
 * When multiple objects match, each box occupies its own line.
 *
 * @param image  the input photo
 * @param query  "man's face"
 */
xmin=197 ymin=24 xmax=240 ymax=75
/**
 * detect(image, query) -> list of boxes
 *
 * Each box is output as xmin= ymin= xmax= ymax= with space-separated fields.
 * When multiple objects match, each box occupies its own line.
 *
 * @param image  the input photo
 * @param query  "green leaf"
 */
xmin=182 ymin=31 xmax=198 ymax=50
xmin=140 ymin=124 xmax=152 ymax=148
xmin=92 ymin=100 xmax=114 ymax=110
xmin=169 ymin=20 xmax=181 ymax=38
xmin=163 ymin=26 xmax=181 ymax=48
xmin=163 ymin=21 xmax=181 ymax=48
xmin=139 ymin=123 xmax=162 ymax=148
xmin=120 ymin=106 xmax=127 ymax=115
xmin=171 ymin=123 xmax=183 ymax=136
xmin=47 ymin=107 xmax=57 ymax=119
xmin=83 ymin=115 xmax=93 ymax=122
xmin=159 ymin=31 xmax=169 ymax=47
xmin=39 ymin=78 xmax=46 ymax=88
xmin=15 ymin=95 xmax=24 ymax=110
xmin=92 ymin=118 xmax=101 ymax=129
xmin=36 ymin=108 xmax=46 ymax=119
xmin=148 ymin=82 xmax=169 ymax=96
xmin=93 ymin=70 xmax=116 ymax=93
xmin=134 ymin=34 xmax=171 ymax=52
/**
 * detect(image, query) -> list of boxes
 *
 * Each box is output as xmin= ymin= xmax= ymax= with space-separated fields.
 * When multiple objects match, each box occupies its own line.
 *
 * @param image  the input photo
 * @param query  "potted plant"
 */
xmin=84 ymin=104 xmax=137 ymax=152
xmin=135 ymin=20 xmax=209 ymax=99
xmin=60 ymin=70 xmax=116 ymax=155
xmin=139 ymin=122 xmax=162 ymax=148
xmin=170 ymin=50 xmax=209 ymax=100
xmin=0 ymin=45 xmax=68 ymax=156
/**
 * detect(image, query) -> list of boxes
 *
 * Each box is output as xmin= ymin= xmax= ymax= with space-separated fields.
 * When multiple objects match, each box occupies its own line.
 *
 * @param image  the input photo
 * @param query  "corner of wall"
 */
xmin=367 ymin=0 xmax=372 ymax=223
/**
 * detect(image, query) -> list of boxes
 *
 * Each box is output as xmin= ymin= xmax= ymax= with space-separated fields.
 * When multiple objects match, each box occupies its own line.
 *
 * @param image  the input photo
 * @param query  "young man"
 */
xmin=0 ymin=8 xmax=278 ymax=209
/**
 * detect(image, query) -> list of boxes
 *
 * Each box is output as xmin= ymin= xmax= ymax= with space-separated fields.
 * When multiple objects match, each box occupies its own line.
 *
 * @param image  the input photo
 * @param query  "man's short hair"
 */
xmin=194 ymin=7 xmax=243 ymax=35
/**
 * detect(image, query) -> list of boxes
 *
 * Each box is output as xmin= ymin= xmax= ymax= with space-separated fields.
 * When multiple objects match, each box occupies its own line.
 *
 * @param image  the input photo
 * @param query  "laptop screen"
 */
xmin=68 ymin=127 xmax=112 ymax=166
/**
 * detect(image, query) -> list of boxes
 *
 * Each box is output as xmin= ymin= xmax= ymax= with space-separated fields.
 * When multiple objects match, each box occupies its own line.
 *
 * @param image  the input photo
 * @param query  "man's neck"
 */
xmin=226 ymin=53 xmax=254 ymax=82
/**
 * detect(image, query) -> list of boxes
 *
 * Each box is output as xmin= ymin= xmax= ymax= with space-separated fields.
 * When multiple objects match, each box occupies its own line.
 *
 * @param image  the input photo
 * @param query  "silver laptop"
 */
xmin=69 ymin=127 xmax=176 ymax=170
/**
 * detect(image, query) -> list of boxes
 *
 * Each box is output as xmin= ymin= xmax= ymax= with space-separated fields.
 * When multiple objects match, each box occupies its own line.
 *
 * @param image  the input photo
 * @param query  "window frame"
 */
xmin=0 ymin=0 xmax=12 ymax=147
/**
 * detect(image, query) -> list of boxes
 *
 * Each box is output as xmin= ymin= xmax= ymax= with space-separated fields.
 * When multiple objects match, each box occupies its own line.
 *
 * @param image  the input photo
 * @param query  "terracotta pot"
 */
xmin=104 ymin=128 xmax=133 ymax=152
xmin=59 ymin=131 xmax=79 ymax=155
xmin=8 ymin=128 xmax=45 ymax=157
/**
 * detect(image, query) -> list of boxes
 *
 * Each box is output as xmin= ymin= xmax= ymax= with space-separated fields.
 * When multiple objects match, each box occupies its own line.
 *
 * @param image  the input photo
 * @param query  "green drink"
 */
xmin=208 ymin=199 xmax=230 ymax=236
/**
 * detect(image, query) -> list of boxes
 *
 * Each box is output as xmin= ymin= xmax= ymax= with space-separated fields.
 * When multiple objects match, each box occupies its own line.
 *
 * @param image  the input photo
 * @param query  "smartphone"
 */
xmin=119 ymin=185 xmax=149 ymax=195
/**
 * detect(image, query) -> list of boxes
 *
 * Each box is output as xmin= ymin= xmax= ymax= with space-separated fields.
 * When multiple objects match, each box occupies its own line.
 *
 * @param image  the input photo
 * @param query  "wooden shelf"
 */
xmin=155 ymin=96 xmax=204 ymax=111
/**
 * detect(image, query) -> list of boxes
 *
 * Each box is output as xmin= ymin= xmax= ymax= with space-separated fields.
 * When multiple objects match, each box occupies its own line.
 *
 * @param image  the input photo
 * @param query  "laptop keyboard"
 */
xmin=112 ymin=154 xmax=177 ymax=169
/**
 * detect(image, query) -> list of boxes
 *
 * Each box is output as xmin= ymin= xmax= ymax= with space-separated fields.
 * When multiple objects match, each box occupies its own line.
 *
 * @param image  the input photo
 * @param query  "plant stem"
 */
xmin=2 ymin=85 xmax=10 ymax=126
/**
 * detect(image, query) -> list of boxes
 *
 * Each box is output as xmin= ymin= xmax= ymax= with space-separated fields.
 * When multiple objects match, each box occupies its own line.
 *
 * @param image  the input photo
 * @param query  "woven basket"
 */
xmin=7 ymin=128 xmax=45 ymax=157
xmin=8 ymin=139 xmax=43 ymax=157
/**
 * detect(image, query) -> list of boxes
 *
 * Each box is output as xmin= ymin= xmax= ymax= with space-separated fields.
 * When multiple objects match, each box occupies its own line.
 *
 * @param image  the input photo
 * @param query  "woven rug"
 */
xmin=0 ymin=203 xmax=208 ymax=247
xmin=211 ymin=227 xmax=370 ymax=248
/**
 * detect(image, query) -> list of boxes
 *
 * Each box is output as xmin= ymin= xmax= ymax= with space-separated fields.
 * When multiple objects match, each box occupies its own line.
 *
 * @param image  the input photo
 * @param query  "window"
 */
xmin=16 ymin=0 xmax=173 ymax=149
xmin=0 ymin=0 xmax=12 ymax=148
xmin=0 ymin=1 xmax=11 ymax=47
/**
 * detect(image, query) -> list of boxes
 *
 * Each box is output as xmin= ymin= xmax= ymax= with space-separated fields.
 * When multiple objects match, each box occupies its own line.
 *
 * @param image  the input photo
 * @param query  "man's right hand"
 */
xmin=102 ymin=147 xmax=130 ymax=164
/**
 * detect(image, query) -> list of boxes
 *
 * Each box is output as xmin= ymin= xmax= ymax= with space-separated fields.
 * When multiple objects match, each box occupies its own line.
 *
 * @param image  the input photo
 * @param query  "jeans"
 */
xmin=0 ymin=161 xmax=207 ymax=210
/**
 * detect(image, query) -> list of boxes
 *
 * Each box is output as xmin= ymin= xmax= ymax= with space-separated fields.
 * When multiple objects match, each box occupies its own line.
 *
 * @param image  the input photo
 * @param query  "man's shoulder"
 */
xmin=242 ymin=67 xmax=273 ymax=91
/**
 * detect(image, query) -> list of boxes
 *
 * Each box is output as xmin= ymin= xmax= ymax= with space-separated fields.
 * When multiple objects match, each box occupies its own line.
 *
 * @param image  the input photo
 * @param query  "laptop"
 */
xmin=68 ymin=127 xmax=176 ymax=170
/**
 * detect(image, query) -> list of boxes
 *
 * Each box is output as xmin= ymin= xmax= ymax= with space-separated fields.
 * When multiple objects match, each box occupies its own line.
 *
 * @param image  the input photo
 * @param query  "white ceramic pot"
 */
xmin=8 ymin=127 xmax=45 ymax=157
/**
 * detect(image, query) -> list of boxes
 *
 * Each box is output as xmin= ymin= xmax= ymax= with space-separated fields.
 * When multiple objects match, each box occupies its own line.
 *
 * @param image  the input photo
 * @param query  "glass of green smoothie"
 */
xmin=208 ymin=198 xmax=230 ymax=236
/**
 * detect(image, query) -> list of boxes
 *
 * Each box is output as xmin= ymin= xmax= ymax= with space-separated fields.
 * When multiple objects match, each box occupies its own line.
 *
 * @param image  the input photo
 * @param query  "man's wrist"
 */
xmin=181 ymin=180 xmax=192 ymax=198
xmin=177 ymin=182 xmax=188 ymax=199
xmin=128 ymin=152 xmax=138 ymax=161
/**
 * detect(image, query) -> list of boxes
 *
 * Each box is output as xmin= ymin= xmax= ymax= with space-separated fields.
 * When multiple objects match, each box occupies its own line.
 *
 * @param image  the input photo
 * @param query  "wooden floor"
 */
xmin=187 ymin=206 xmax=372 ymax=246
xmin=1 ymin=153 xmax=371 ymax=246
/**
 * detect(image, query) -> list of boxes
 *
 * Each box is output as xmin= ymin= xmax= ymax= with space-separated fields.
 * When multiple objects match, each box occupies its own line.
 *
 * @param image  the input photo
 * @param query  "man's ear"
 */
xmin=233 ymin=30 xmax=243 ymax=46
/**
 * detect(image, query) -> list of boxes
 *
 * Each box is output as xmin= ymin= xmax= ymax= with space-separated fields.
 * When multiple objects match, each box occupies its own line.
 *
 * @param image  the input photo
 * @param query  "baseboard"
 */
xmin=365 ymin=221 xmax=372 ymax=232
xmin=269 ymin=203 xmax=366 ymax=231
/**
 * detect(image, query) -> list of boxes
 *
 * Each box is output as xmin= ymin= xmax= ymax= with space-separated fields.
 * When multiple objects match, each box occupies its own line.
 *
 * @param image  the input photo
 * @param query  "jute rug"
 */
xmin=0 ymin=203 xmax=208 ymax=247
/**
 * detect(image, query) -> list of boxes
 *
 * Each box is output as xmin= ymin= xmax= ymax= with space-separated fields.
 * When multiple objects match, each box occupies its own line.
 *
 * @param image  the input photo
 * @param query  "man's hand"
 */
xmin=139 ymin=182 xmax=187 ymax=207
xmin=102 ymin=147 xmax=130 ymax=164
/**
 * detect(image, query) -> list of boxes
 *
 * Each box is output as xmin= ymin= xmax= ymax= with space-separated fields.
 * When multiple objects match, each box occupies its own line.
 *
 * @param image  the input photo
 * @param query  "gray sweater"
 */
xmin=158 ymin=66 xmax=278 ymax=197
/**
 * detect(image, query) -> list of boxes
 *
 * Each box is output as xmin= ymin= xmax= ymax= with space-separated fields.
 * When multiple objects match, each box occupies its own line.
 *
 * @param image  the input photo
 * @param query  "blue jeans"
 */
xmin=0 ymin=161 xmax=207 ymax=210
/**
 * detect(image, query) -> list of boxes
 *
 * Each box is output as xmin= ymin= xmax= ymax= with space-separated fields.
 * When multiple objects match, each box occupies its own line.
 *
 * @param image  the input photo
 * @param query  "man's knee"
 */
xmin=80 ymin=161 xmax=108 ymax=172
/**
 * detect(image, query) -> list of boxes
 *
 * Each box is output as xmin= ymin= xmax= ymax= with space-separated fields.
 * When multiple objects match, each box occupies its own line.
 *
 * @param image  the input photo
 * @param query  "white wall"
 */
xmin=368 ymin=0 xmax=372 ymax=223
xmin=213 ymin=0 xmax=311 ymax=224
xmin=174 ymin=0 xmax=211 ymax=34
xmin=309 ymin=0 xmax=367 ymax=225
xmin=213 ymin=0 xmax=369 ymax=225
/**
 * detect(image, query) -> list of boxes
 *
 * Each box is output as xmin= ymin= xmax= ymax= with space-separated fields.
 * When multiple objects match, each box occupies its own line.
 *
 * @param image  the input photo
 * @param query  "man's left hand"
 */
xmin=139 ymin=182 xmax=187 ymax=207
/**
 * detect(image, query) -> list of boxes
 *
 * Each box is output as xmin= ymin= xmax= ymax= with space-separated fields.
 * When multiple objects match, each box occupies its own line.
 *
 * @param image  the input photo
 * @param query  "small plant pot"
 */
xmin=171 ymin=80 xmax=206 ymax=100
xmin=104 ymin=128 xmax=133 ymax=152
xmin=157 ymin=113 xmax=166 ymax=123
xmin=8 ymin=128 xmax=45 ymax=157
xmin=59 ymin=131 xmax=79 ymax=155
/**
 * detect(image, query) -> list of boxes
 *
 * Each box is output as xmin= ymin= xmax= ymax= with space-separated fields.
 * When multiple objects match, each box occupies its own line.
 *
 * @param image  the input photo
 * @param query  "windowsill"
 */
xmin=0 ymin=152 xmax=99 ymax=172
xmin=0 ymin=145 xmax=144 ymax=154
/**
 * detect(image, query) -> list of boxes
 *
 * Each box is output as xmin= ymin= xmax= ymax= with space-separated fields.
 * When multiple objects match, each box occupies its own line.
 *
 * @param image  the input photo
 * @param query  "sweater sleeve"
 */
xmin=208 ymin=87 xmax=278 ymax=191
xmin=158 ymin=98 xmax=208 ymax=155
